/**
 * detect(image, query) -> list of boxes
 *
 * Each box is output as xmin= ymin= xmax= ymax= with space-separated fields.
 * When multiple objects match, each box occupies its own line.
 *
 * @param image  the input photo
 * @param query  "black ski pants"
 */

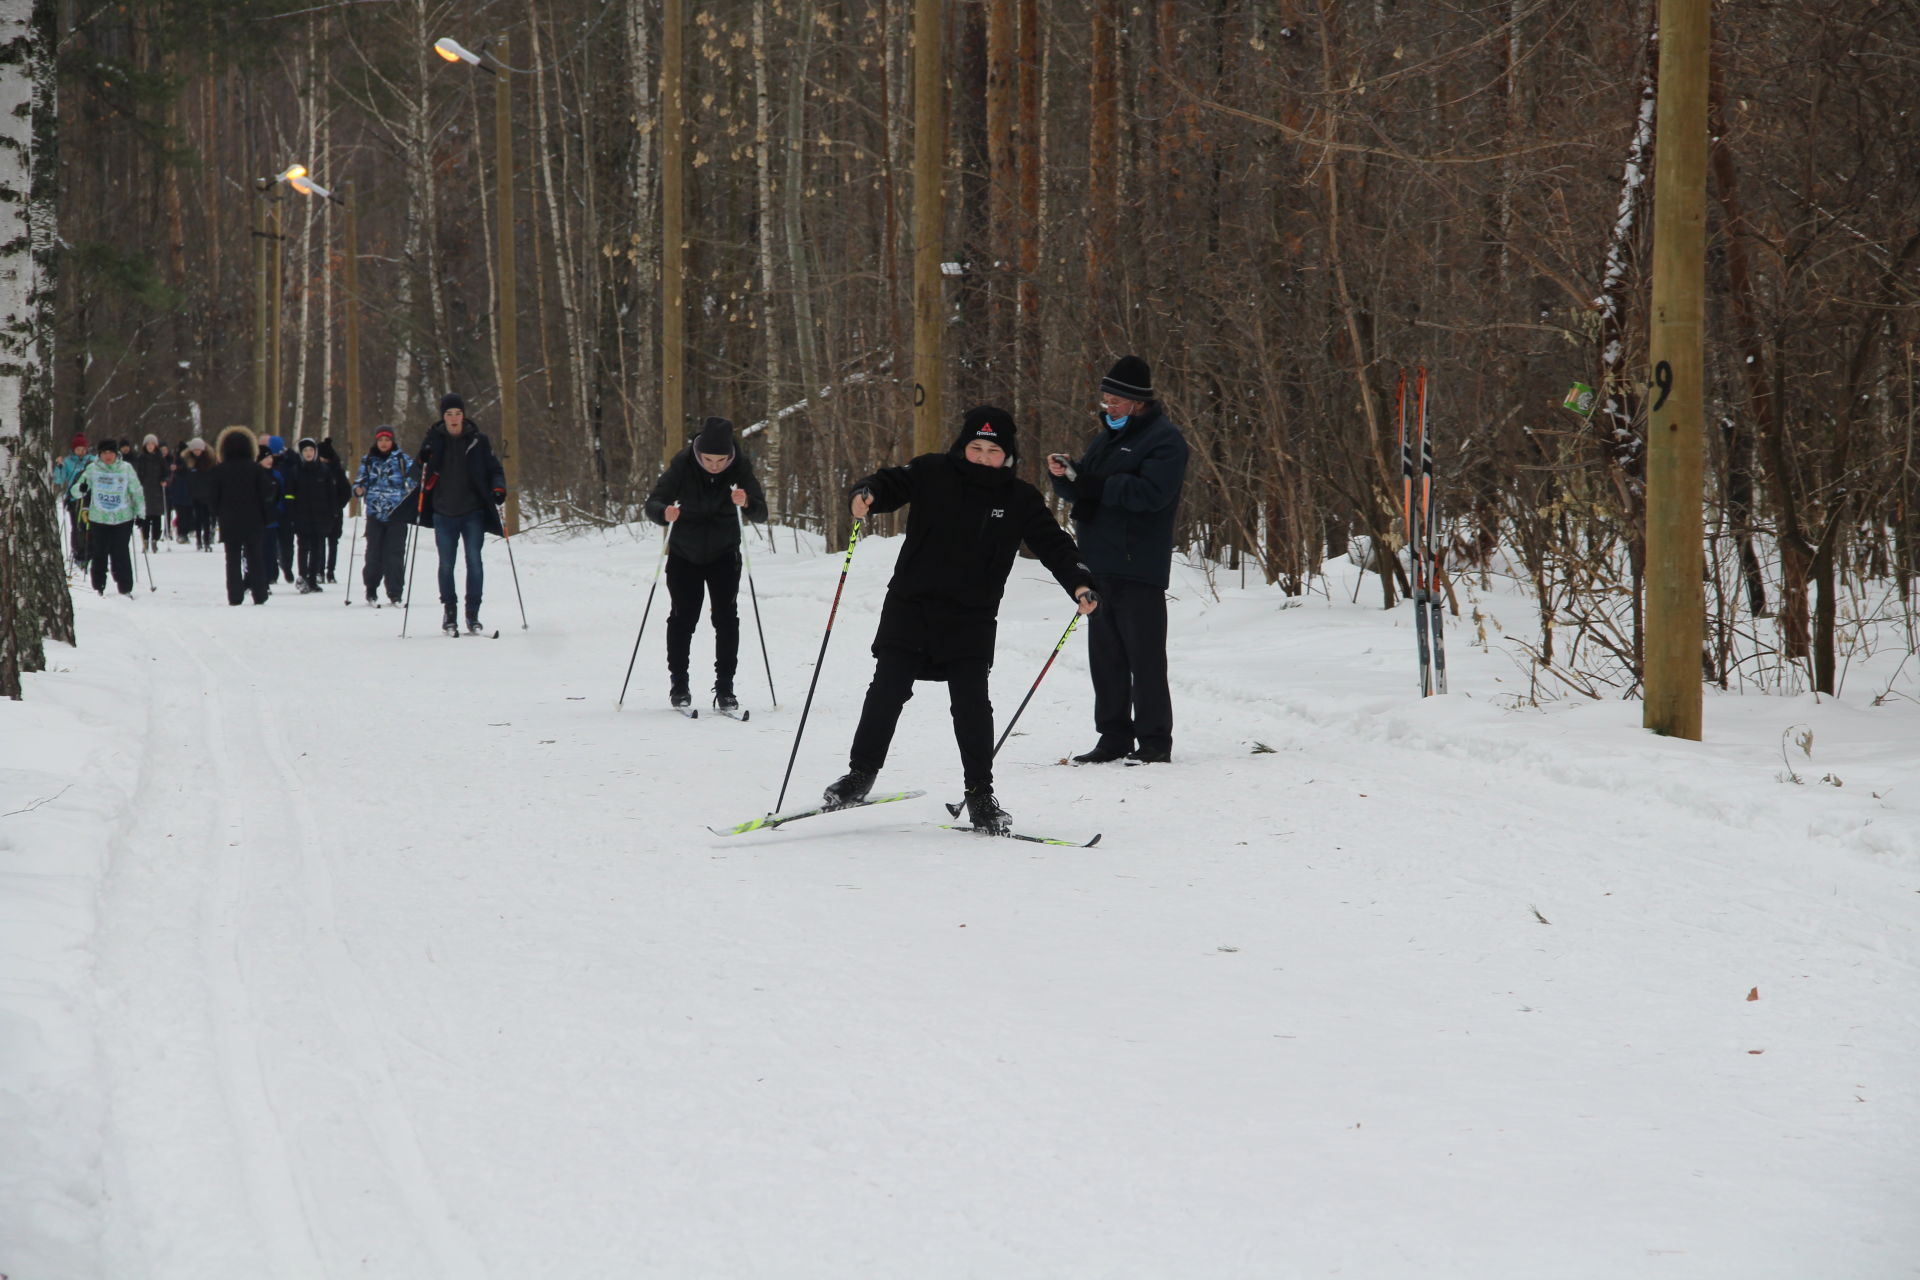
xmin=1086 ymin=575 xmax=1173 ymax=754
xmin=849 ymin=649 xmax=996 ymax=792
xmin=224 ymin=537 xmax=271 ymax=604
xmin=65 ymin=501 xmax=86 ymax=561
xmin=276 ymin=522 xmax=296 ymax=581
xmin=665 ymin=553 xmax=740 ymax=691
xmin=296 ymin=528 xmax=327 ymax=586
xmin=362 ymin=513 xmax=407 ymax=602
xmin=88 ymin=522 xmax=135 ymax=594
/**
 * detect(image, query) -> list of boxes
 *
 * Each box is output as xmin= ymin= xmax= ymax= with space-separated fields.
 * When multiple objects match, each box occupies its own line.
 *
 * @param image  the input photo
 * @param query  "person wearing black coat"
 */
xmin=205 ymin=425 xmax=277 ymax=605
xmin=823 ymin=406 xmax=1098 ymax=834
xmin=131 ymin=435 xmax=170 ymax=552
xmin=317 ymin=439 xmax=351 ymax=581
xmin=643 ymin=417 xmax=769 ymax=710
xmin=1047 ymin=355 xmax=1190 ymax=765
xmin=288 ymin=437 xmax=342 ymax=592
xmin=405 ymin=393 xmax=507 ymax=634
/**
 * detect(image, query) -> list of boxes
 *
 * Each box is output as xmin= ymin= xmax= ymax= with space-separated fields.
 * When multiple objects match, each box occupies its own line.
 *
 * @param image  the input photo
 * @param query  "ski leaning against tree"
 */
xmin=642 ymin=415 xmax=768 ymax=715
xmin=67 ymin=438 xmax=146 ymax=597
xmin=205 ymin=425 xmax=278 ymax=605
xmin=403 ymin=393 xmax=507 ymax=637
xmin=1047 ymin=354 xmax=1190 ymax=766
xmin=822 ymin=405 xmax=1098 ymax=836
xmin=354 ymin=427 xmax=415 ymax=607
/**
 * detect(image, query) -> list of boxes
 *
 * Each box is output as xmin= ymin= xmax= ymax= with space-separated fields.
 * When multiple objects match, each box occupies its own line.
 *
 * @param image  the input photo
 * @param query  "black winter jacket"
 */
xmin=403 ymin=423 xmax=507 ymax=535
xmin=643 ymin=446 xmax=770 ymax=565
xmin=1047 ymin=404 xmax=1189 ymax=588
xmin=857 ymin=448 xmax=1092 ymax=668
xmin=132 ymin=448 xmax=169 ymax=510
xmin=289 ymin=456 xmax=346 ymax=530
xmin=206 ymin=432 xmax=277 ymax=544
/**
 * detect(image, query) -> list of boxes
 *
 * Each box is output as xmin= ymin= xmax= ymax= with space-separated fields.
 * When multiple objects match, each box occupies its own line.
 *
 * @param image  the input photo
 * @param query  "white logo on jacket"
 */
xmin=990 ymin=508 xmax=1005 ymax=518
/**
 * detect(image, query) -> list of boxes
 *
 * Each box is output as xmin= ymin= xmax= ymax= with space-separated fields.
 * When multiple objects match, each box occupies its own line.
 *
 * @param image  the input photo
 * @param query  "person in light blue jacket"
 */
xmin=353 ymin=426 xmax=415 ymax=606
xmin=68 ymin=437 xmax=146 ymax=595
xmin=52 ymin=434 xmax=91 ymax=563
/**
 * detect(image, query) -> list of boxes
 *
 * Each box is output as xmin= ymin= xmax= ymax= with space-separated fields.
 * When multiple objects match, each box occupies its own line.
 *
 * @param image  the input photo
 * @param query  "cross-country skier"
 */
xmin=406 ymin=393 xmax=507 ymax=636
xmin=289 ymin=437 xmax=340 ymax=593
xmin=53 ymin=435 xmax=91 ymax=564
xmin=354 ymin=426 xmax=414 ymax=606
xmin=67 ymin=437 xmax=146 ymax=596
xmin=317 ymin=439 xmax=350 ymax=582
xmin=822 ymin=406 xmax=1098 ymax=834
xmin=642 ymin=416 xmax=769 ymax=712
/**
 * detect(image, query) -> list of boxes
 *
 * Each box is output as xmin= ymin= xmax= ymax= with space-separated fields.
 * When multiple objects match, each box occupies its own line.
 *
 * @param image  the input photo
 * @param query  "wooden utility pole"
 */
xmin=269 ymin=190 xmax=284 ymax=438
xmin=661 ymin=0 xmax=685 ymax=464
xmin=495 ymin=36 xmax=520 ymax=534
xmin=911 ymin=0 xmax=945 ymax=455
xmin=1643 ymin=0 xmax=1709 ymax=740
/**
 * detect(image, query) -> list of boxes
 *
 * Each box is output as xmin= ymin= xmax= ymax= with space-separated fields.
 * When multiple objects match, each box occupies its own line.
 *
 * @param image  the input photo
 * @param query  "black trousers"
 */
xmin=296 ymin=528 xmax=327 ymax=586
xmin=65 ymin=502 xmax=87 ymax=561
xmin=1087 ymin=575 xmax=1173 ymax=753
xmin=276 ymin=522 xmax=296 ymax=581
xmin=138 ymin=512 xmax=164 ymax=544
xmin=193 ymin=501 xmax=214 ymax=548
xmin=849 ymin=649 xmax=996 ymax=792
xmin=223 ymin=537 xmax=271 ymax=604
xmin=362 ymin=514 xmax=407 ymax=601
xmin=325 ymin=532 xmax=340 ymax=574
xmin=88 ymin=522 xmax=135 ymax=593
xmin=665 ymin=553 xmax=740 ymax=689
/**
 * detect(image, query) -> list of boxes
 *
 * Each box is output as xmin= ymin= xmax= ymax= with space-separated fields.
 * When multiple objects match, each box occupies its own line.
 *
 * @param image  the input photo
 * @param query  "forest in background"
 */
xmin=5 ymin=0 xmax=1918 ymax=701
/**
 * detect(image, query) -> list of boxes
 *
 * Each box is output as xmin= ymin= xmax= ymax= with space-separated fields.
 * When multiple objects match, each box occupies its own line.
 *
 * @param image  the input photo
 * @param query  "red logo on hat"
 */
xmin=978 ymin=424 xmax=996 ymax=435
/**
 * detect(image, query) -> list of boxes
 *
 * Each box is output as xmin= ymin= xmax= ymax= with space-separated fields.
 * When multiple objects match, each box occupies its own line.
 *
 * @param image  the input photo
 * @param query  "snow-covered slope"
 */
xmin=4 ymin=528 xmax=1916 ymax=1279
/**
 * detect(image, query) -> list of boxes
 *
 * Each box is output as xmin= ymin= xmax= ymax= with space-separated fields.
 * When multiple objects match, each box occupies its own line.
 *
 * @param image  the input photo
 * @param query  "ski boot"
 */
xmin=712 ymin=685 xmax=741 ymax=714
xmin=670 ymin=679 xmax=693 ymax=711
xmin=822 ymin=768 xmax=877 ymax=811
xmin=466 ymin=611 xmax=485 ymax=635
xmin=963 ymin=788 xmax=1012 ymax=835
xmin=365 ymin=588 xmax=378 ymax=606
xmin=442 ymin=602 xmax=459 ymax=637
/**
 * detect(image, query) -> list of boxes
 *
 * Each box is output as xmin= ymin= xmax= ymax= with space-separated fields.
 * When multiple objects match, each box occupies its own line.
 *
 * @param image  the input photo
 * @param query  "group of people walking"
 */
xmin=61 ymin=354 xmax=1188 ymax=833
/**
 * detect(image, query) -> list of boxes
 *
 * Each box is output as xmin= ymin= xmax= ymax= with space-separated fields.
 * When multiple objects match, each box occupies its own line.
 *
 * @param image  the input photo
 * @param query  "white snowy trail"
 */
xmin=3 ymin=529 xmax=1917 ymax=1280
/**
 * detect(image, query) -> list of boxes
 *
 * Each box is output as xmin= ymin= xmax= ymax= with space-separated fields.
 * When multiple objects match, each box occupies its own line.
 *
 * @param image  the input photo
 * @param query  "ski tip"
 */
xmin=740 ymin=709 xmax=751 ymax=721
xmin=1086 ymin=833 xmax=1103 ymax=848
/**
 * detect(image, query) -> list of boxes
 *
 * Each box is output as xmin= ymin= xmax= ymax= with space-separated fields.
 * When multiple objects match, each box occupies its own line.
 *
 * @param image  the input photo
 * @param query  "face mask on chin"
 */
xmin=1104 ymin=413 xmax=1130 ymax=430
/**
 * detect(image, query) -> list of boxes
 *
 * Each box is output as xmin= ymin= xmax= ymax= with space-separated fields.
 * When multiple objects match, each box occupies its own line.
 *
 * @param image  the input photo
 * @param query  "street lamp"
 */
xmin=252 ymin=165 xmax=305 ymax=438
xmin=285 ymin=167 xmax=364 ymax=503
xmin=433 ymin=33 xmax=520 ymax=534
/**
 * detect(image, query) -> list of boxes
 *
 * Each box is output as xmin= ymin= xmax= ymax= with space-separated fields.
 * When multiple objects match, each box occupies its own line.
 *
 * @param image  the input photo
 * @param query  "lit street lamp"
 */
xmin=286 ymin=167 xmax=364 ymax=502
xmin=434 ymin=33 xmax=521 ymax=534
xmin=252 ymin=164 xmax=305 ymax=438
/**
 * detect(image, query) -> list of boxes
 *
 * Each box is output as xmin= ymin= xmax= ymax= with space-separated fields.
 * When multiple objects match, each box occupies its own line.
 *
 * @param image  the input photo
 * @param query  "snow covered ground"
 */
xmin=3 ymin=524 xmax=1917 ymax=1280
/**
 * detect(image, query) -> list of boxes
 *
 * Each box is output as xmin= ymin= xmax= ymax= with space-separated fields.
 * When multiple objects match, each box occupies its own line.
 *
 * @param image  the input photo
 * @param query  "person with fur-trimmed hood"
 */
xmin=822 ymin=406 xmax=1099 ymax=834
xmin=642 ymin=416 xmax=768 ymax=711
xmin=354 ymin=426 xmax=414 ymax=605
xmin=206 ymin=426 xmax=277 ymax=604
xmin=68 ymin=437 xmax=147 ymax=596
xmin=404 ymin=393 xmax=506 ymax=636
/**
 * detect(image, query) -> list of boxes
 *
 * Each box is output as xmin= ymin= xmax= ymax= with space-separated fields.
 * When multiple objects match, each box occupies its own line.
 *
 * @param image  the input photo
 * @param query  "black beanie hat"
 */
xmin=693 ymin=416 xmax=735 ymax=458
xmin=1100 ymin=355 xmax=1154 ymax=401
xmin=439 ymin=392 xmax=467 ymax=416
xmin=96 ymin=437 xmax=119 ymax=455
xmin=954 ymin=405 xmax=1018 ymax=463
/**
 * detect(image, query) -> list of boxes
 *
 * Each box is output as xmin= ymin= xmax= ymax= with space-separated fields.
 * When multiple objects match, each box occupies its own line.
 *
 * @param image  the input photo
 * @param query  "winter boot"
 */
xmin=712 ymin=683 xmax=740 ymax=714
xmin=442 ymin=602 xmax=459 ymax=637
xmin=365 ymin=588 xmax=378 ymax=605
xmin=670 ymin=679 xmax=693 ymax=710
xmin=963 ymin=788 xmax=1012 ymax=835
xmin=466 ymin=613 xmax=486 ymax=635
xmin=1071 ymin=739 xmax=1132 ymax=765
xmin=822 ymin=768 xmax=878 ymax=811
xmin=1127 ymin=744 xmax=1172 ymax=765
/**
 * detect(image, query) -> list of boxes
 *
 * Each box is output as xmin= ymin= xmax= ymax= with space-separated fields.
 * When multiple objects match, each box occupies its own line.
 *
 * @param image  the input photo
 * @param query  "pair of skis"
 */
xmin=708 ymin=790 xmax=1101 ymax=848
xmin=1397 ymin=367 xmax=1449 ymax=697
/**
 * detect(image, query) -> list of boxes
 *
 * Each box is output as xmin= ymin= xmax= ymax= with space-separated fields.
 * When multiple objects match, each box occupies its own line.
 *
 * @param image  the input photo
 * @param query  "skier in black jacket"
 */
xmin=823 ymin=406 xmax=1098 ymax=834
xmin=643 ymin=416 xmax=769 ymax=711
xmin=1047 ymin=355 xmax=1189 ymax=764
xmin=317 ymin=438 xmax=351 ymax=581
xmin=288 ymin=437 xmax=340 ymax=593
xmin=205 ymin=425 xmax=277 ymax=605
xmin=405 ymin=394 xmax=508 ymax=635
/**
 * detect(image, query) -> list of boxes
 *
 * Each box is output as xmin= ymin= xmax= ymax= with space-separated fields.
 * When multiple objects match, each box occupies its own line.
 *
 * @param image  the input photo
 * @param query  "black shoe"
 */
xmin=1071 ymin=741 xmax=1132 ymax=765
xmin=466 ymin=616 xmax=486 ymax=635
xmin=388 ymin=595 xmax=402 ymax=607
xmin=822 ymin=768 xmax=877 ymax=810
xmin=1128 ymin=745 xmax=1173 ymax=764
xmin=963 ymin=788 xmax=1012 ymax=835
xmin=713 ymin=687 xmax=740 ymax=713
xmin=324 ymin=572 xmax=336 ymax=584
xmin=442 ymin=603 xmax=459 ymax=636
xmin=365 ymin=589 xmax=378 ymax=605
xmin=670 ymin=682 xmax=692 ymax=710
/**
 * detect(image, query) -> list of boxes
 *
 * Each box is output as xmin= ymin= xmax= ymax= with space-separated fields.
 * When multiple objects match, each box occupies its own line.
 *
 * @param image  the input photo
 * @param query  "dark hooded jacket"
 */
xmin=402 ymin=421 xmax=506 ymax=536
xmin=204 ymin=426 xmax=277 ymax=544
xmin=288 ymin=452 xmax=344 ymax=530
xmin=854 ymin=431 xmax=1092 ymax=670
xmin=1047 ymin=402 xmax=1189 ymax=588
xmin=643 ymin=445 xmax=770 ymax=565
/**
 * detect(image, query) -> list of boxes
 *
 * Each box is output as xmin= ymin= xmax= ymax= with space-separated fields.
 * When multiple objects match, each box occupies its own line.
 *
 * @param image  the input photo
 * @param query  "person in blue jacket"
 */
xmin=1047 ymin=355 xmax=1190 ymax=765
xmin=354 ymin=427 xmax=414 ymax=606
xmin=53 ymin=434 xmax=92 ymax=563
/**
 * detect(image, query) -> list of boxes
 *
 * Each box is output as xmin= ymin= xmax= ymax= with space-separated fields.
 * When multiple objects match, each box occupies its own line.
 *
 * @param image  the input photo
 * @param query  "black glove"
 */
xmin=492 ymin=487 xmax=507 ymax=505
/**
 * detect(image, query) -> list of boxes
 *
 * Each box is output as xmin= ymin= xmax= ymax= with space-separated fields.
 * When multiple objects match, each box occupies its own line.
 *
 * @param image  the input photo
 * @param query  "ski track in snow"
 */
xmin=5 ymin=532 xmax=1919 ymax=1280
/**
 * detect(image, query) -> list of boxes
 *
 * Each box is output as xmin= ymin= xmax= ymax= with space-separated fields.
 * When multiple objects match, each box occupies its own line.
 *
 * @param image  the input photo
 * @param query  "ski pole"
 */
xmin=343 ymin=510 xmax=360 ymax=605
xmin=1420 ymin=365 xmax=1448 ymax=694
xmin=141 ymin=524 xmax=156 ymax=592
xmin=499 ymin=502 xmax=528 ymax=630
xmin=616 ymin=520 xmax=675 ymax=709
xmin=399 ymin=487 xmax=426 ymax=638
xmin=772 ymin=518 xmax=863 ymax=813
xmin=944 ymin=610 xmax=1085 ymax=817
xmin=734 ymin=489 xmax=777 ymax=707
